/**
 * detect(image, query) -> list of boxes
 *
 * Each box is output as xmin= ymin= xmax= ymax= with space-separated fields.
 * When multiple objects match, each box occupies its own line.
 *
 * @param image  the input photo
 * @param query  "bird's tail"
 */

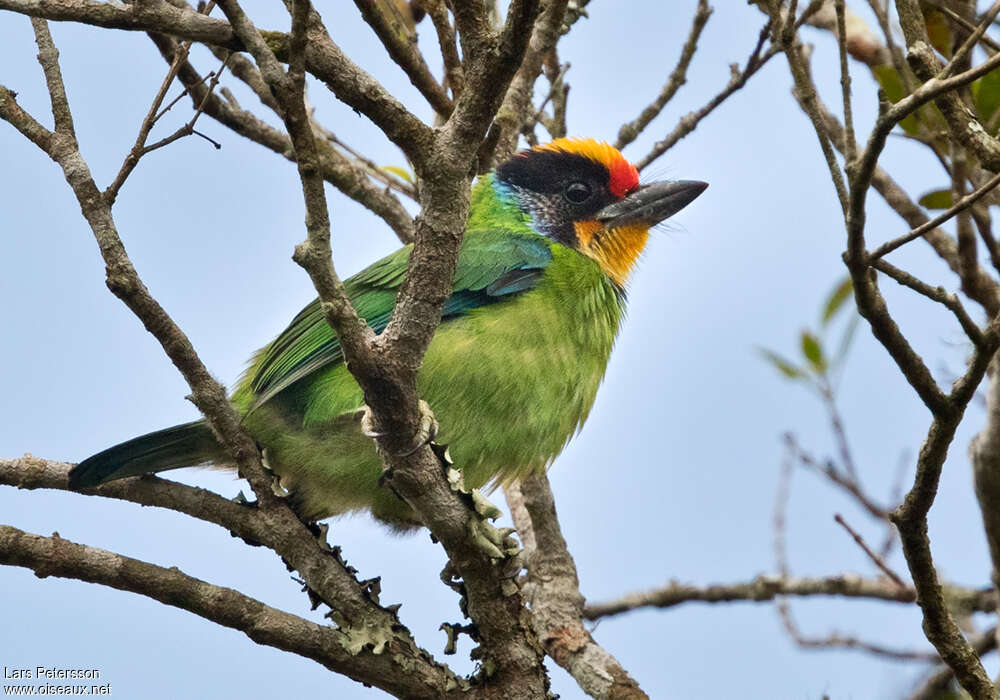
xmin=69 ymin=420 xmax=227 ymax=488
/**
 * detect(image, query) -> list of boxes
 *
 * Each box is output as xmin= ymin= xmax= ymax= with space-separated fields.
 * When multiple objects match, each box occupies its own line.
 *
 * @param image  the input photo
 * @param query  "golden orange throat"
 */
xmin=573 ymin=221 xmax=650 ymax=287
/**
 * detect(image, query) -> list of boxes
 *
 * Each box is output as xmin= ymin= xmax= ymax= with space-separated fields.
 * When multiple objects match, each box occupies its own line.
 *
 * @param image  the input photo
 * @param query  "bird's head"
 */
xmin=491 ymin=138 xmax=707 ymax=287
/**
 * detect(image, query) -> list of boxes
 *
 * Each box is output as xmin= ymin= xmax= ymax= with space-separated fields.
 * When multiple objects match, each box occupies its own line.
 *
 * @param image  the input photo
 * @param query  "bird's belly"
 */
xmin=418 ymin=300 xmax=613 ymax=488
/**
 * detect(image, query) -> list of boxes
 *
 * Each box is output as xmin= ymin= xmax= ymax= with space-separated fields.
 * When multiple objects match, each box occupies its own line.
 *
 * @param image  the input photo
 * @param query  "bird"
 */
xmin=69 ymin=138 xmax=707 ymax=530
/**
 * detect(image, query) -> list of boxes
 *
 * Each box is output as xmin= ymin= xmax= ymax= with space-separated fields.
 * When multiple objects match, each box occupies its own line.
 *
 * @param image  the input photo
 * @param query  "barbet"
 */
xmin=70 ymin=138 xmax=707 ymax=529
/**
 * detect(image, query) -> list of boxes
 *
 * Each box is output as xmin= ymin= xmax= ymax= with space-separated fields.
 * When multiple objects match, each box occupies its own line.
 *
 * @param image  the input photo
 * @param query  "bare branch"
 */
xmin=778 ymin=599 xmax=939 ymax=661
xmin=583 ymin=573 xmax=956 ymax=620
xmin=909 ymin=627 xmax=998 ymax=700
xmin=147 ymin=32 xmax=417 ymax=242
xmin=614 ymin=0 xmax=712 ymax=150
xmin=894 ymin=0 xmax=1000 ymax=172
xmin=1 ymin=0 xmax=437 ymax=162
xmin=489 ymin=0 xmax=568 ymax=163
xmin=939 ymin=1 xmax=1000 ymax=79
xmin=0 ymin=452 xmax=474 ymax=693
xmin=511 ymin=475 xmax=648 ymax=699
xmin=0 ymin=31 xmax=429 ymax=659
xmin=0 ymin=525 xmax=467 ymax=699
xmin=637 ymin=23 xmax=777 ymax=171
xmin=353 ymin=0 xmax=454 ymax=116
xmin=871 ymin=257 xmax=986 ymax=347
xmin=766 ymin=3 xmax=849 ymax=213
xmin=869 ymin=169 xmax=1000 ymax=261
xmin=426 ymin=0 xmax=464 ymax=97
xmin=833 ymin=513 xmax=909 ymax=587
xmin=833 ymin=0 xmax=857 ymax=163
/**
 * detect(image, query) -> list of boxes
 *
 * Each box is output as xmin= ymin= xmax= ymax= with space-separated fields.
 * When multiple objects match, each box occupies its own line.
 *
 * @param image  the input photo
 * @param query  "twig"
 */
xmin=833 ymin=0 xmax=856 ymax=165
xmin=353 ymin=0 xmax=454 ymax=116
xmin=513 ymin=474 xmax=649 ymax=699
xmin=940 ymin=0 xmax=1000 ymax=79
xmin=785 ymin=435 xmax=890 ymax=523
xmin=778 ymin=600 xmax=939 ymax=661
xmin=614 ymin=0 xmax=711 ymax=150
xmin=833 ymin=513 xmax=909 ymax=588
xmin=637 ymin=23 xmax=777 ymax=171
xmin=908 ymin=627 xmax=998 ymax=700
xmin=0 ymin=525 xmax=467 ymax=699
xmin=583 ymin=573 xmax=928 ymax=620
xmin=869 ymin=169 xmax=1000 ymax=260
xmin=970 ymin=203 xmax=1000 ymax=274
xmin=106 ymin=53 xmax=230 ymax=204
xmin=927 ymin=1 xmax=1000 ymax=53
xmin=768 ymin=3 xmax=849 ymax=214
xmin=425 ymin=0 xmax=464 ymax=97
xmin=871 ymin=258 xmax=986 ymax=347
xmin=146 ymin=32 xmax=417 ymax=242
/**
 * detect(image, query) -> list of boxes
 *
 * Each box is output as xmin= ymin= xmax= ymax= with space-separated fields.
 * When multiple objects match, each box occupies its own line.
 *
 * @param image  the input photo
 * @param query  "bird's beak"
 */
xmin=595 ymin=180 xmax=708 ymax=228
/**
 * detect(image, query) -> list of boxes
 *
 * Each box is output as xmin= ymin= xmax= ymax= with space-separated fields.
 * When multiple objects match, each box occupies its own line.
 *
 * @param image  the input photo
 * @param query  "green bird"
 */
xmin=70 ymin=138 xmax=706 ymax=529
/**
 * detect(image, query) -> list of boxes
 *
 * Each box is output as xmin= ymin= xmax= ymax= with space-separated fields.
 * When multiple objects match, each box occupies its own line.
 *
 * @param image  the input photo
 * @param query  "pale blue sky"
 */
xmin=0 ymin=3 xmax=992 ymax=698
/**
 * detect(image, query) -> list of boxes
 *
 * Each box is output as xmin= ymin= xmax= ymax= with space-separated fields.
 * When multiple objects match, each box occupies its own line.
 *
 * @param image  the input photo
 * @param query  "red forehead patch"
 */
xmin=607 ymin=157 xmax=639 ymax=200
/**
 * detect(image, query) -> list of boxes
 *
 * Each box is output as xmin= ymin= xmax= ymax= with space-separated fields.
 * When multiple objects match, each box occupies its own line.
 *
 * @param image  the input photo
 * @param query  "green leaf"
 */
xmin=381 ymin=165 xmax=413 ymax=183
xmin=800 ymin=331 xmax=826 ymax=373
xmin=872 ymin=65 xmax=920 ymax=135
xmin=821 ymin=277 xmax=853 ymax=326
xmin=832 ymin=314 xmax=860 ymax=371
xmin=921 ymin=3 xmax=952 ymax=57
xmin=918 ymin=188 xmax=953 ymax=210
xmin=756 ymin=348 xmax=807 ymax=380
xmin=973 ymin=67 xmax=1000 ymax=132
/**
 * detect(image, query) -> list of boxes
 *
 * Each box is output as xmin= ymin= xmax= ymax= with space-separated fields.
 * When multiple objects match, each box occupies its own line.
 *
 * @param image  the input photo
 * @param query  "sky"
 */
xmin=0 ymin=2 xmax=995 ymax=698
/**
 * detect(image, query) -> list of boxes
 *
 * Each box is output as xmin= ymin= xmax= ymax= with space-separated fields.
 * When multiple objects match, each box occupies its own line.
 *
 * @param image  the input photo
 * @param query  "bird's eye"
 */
xmin=564 ymin=181 xmax=592 ymax=204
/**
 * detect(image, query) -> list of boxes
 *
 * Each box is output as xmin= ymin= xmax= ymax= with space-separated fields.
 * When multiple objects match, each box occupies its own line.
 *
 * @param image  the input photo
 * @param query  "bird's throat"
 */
xmin=573 ymin=221 xmax=650 ymax=288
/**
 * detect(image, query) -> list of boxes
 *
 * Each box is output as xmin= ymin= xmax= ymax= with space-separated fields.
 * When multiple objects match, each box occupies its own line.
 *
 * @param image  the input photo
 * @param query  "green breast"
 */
xmin=419 ymin=242 xmax=625 ymax=488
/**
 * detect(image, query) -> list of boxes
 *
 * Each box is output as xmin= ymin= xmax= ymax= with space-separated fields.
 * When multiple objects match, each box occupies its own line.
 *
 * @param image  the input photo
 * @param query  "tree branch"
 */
xmin=615 ymin=0 xmax=711 ymax=151
xmin=582 ymin=573 xmax=948 ymax=620
xmin=636 ymin=22 xmax=778 ymax=171
xmin=353 ymin=0 xmax=454 ymax=116
xmin=146 ymin=32 xmax=417 ymax=243
xmin=508 ymin=475 xmax=648 ymax=700
xmin=0 ymin=525 xmax=467 ymax=699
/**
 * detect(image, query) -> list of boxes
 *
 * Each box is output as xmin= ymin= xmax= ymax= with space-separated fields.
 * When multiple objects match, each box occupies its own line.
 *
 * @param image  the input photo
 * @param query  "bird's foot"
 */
xmin=466 ymin=491 xmax=520 ymax=570
xmin=360 ymin=400 xmax=439 ymax=457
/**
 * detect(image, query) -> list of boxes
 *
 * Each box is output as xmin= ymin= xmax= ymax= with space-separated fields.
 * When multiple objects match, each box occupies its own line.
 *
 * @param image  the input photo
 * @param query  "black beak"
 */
xmin=595 ymin=180 xmax=708 ymax=228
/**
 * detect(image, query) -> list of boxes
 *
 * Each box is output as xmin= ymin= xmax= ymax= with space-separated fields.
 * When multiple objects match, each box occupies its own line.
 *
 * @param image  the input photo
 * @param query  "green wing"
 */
xmin=245 ymin=231 xmax=553 ymax=407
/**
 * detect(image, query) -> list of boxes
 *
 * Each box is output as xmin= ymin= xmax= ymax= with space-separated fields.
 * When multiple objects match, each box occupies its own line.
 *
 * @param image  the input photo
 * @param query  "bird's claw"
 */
xmin=397 ymin=400 xmax=439 ymax=457
xmin=465 ymin=490 xmax=520 ymax=564
xmin=359 ymin=400 xmax=439 ymax=457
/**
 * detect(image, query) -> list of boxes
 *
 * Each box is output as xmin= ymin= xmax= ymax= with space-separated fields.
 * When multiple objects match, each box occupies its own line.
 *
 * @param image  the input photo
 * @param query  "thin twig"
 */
xmin=583 ymin=573 xmax=928 ymax=620
xmin=105 ymin=48 xmax=229 ymax=204
xmin=834 ymin=513 xmax=909 ymax=588
xmin=927 ymin=1 xmax=1000 ymax=53
xmin=908 ymin=627 xmax=998 ymax=700
xmin=834 ymin=0 xmax=856 ymax=164
xmin=940 ymin=0 xmax=1000 ymax=79
xmin=637 ymin=23 xmax=776 ymax=170
xmin=785 ymin=434 xmax=890 ymax=523
xmin=614 ymin=0 xmax=711 ymax=150
xmin=871 ymin=258 xmax=985 ymax=347
xmin=353 ymin=0 xmax=454 ymax=116
xmin=425 ymin=0 xmax=464 ymax=97
xmin=869 ymin=169 xmax=1000 ymax=260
